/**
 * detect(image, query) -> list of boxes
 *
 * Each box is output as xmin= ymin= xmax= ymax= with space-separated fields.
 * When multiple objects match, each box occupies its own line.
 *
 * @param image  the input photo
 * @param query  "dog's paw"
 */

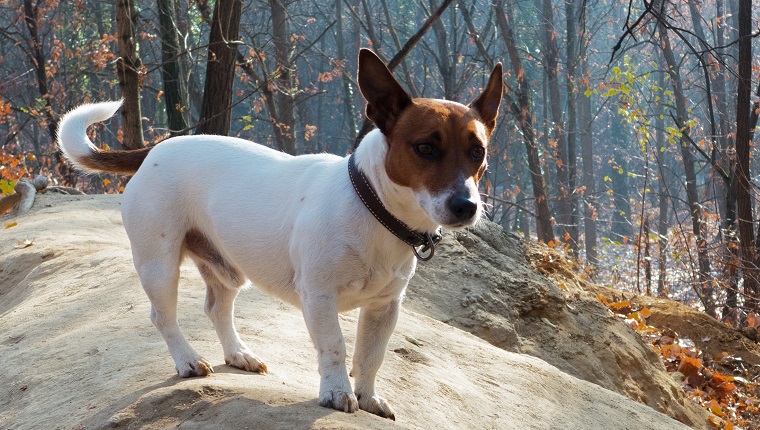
xmin=357 ymin=394 xmax=396 ymax=420
xmin=319 ymin=390 xmax=359 ymax=413
xmin=176 ymin=357 xmax=214 ymax=378
xmin=225 ymin=351 xmax=267 ymax=373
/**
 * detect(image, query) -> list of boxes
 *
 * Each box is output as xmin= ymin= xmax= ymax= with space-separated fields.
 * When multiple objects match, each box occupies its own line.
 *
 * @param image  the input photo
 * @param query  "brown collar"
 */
xmin=348 ymin=153 xmax=442 ymax=261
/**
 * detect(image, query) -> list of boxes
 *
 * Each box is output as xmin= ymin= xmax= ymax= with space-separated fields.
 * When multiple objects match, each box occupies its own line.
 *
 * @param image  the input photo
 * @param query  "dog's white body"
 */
xmin=58 ymin=50 xmax=502 ymax=419
xmin=122 ymin=128 xmax=419 ymax=311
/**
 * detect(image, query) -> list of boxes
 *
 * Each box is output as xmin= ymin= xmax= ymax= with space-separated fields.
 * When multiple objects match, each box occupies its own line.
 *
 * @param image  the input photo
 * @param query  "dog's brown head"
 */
xmin=357 ymin=49 xmax=503 ymax=229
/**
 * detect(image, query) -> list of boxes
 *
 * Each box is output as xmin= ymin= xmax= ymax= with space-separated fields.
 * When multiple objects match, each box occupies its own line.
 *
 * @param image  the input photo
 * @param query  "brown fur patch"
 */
xmin=183 ymin=229 xmax=243 ymax=287
xmin=384 ymin=99 xmax=489 ymax=194
xmin=77 ymin=146 xmax=153 ymax=175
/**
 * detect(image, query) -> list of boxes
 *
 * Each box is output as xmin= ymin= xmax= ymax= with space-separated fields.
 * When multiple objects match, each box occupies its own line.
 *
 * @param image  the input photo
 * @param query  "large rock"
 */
xmin=0 ymin=195 xmax=691 ymax=429
xmin=406 ymin=221 xmax=708 ymax=428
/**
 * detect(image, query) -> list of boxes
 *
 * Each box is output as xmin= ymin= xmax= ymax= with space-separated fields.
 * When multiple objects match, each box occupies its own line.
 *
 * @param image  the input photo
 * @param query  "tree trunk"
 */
xmin=735 ymin=0 xmax=757 ymax=311
xmin=654 ymin=66 xmax=669 ymax=298
xmin=538 ymin=0 xmax=571 ymax=247
xmin=430 ymin=0 xmax=455 ymax=99
xmin=657 ymin=2 xmax=715 ymax=316
xmin=115 ymin=0 xmax=145 ymax=149
xmin=336 ymin=0 xmax=357 ymax=149
xmin=578 ymin=0 xmax=597 ymax=267
xmin=269 ymin=0 xmax=296 ymax=155
xmin=495 ymin=0 xmax=554 ymax=243
xmin=158 ymin=0 xmax=189 ymax=136
xmin=197 ymin=0 xmax=242 ymax=136
xmin=23 ymin=0 xmax=57 ymax=146
xmin=565 ymin=0 xmax=579 ymax=255
xmin=609 ymin=114 xmax=632 ymax=240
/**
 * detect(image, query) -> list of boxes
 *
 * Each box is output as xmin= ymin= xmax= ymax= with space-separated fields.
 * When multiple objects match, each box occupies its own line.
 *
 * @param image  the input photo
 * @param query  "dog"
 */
xmin=58 ymin=49 xmax=502 ymax=420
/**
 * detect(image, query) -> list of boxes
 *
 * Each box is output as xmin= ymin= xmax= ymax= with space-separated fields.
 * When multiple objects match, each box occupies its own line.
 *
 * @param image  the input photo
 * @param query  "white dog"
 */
xmin=58 ymin=49 xmax=502 ymax=420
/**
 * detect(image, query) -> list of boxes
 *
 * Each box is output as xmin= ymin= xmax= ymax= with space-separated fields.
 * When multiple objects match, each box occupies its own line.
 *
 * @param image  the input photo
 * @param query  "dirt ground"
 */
xmin=0 ymin=194 xmax=712 ymax=429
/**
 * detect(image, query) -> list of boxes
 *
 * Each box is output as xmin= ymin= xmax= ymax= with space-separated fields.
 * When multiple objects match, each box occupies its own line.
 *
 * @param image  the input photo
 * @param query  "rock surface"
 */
xmin=0 ymin=195 xmax=693 ymax=429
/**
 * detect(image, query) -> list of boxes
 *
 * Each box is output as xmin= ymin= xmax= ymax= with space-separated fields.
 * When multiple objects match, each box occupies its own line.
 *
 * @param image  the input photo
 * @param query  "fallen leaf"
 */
xmin=677 ymin=356 xmax=703 ymax=385
xmin=595 ymin=293 xmax=609 ymax=305
xmin=608 ymin=300 xmax=632 ymax=314
xmin=404 ymin=335 xmax=423 ymax=347
xmin=747 ymin=312 xmax=760 ymax=329
xmin=707 ymin=399 xmax=723 ymax=417
xmin=707 ymin=414 xmax=721 ymax=428
xmin=709 ymin=372 xmax=736 ymax=398
xmin=638 ymin=307 xmax=651 ymax=319
xmin=4 ymin=220 xmax=17 ymax=228
xmin=15 ymin=238 xmax=34 ymax=249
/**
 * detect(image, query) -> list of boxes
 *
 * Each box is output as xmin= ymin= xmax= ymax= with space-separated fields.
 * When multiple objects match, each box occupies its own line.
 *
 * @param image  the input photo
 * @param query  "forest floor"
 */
xmin=0 ymin=193 xmax=757 ymax=429
xmin=525 ymin=242 xmax=760 ymax=430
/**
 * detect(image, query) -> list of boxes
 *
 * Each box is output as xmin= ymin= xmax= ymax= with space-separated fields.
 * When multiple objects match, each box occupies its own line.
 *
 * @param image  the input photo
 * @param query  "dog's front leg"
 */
xmin=300 ymin=292 xmax=358 ymax=413
xmin=351 ymin=296 xmax=400 ymax=420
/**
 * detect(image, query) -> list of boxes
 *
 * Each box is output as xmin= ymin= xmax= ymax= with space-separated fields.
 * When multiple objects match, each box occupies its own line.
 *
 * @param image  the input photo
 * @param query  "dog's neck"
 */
xmin=352 ymin=129 xmax=440 ymax=234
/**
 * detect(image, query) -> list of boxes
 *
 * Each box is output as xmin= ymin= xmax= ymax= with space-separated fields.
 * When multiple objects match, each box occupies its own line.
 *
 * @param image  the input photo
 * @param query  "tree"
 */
xmin=577 ymin=0 xmax=597 ymax=267
xmin=734 ymin=0 xmax=757 ymax=311
xmin=538 ymin=0 xmax=572 ymax=249
xmin=197 ymin=0 xmax=243 ymax=136
xmin=655 ymin=0 xmax=714 ymax=315
xmin=267 ymin=0 xmax=297 ymax=155
xmin=115 ymin=0 xmax=145 ymax=149
xmin=158 ymin=0 xmax=190 ymax=136
xmin=494 ymin=0 xmax=554 ymax=243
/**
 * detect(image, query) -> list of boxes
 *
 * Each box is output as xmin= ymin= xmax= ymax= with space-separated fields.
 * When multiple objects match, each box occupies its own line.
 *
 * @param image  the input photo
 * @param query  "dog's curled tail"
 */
xmin=57 ymin=100 xmax=152 ymax=175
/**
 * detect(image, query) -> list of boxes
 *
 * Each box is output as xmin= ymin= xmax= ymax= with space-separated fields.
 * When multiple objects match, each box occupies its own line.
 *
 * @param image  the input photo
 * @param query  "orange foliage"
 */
xmin=596 ymin=296 xmax=758 ymax=429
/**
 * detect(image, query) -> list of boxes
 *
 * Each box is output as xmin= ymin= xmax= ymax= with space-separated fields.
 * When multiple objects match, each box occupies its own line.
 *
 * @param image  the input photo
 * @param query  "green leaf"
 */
xmin=0 ymin=180 xmax=15 ymax=196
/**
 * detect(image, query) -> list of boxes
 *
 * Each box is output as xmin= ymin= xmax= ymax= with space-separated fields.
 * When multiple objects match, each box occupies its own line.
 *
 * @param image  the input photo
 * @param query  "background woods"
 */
xmin=1 ymin=0 xmax=760 ymax=322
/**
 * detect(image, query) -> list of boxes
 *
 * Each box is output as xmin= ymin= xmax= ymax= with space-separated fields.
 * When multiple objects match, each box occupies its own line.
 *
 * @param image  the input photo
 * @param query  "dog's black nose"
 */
xmin=449 ymin=195 xmax=478 ymax=221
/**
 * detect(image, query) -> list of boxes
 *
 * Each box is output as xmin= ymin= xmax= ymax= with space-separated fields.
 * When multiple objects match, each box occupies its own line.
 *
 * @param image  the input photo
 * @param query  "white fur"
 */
xmin=57 ymin=100 xmax=123 ymax=168
xmin=59 ymin=102 xmax=486 ymax=418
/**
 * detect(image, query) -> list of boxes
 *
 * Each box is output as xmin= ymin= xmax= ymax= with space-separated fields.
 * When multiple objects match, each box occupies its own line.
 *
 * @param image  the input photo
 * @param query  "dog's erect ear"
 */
xmin=469 ymin=63 xmax=503 ymax=134
xmin=358 ymin=49 xmax=412 ymax=136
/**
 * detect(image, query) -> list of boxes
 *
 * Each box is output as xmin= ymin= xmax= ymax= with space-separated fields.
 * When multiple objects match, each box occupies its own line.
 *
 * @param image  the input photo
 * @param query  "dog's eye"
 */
xmin=414 ymin=142 xmax=437 ymax=159
xmin=471 ymin=146 xmax=486 ymax=162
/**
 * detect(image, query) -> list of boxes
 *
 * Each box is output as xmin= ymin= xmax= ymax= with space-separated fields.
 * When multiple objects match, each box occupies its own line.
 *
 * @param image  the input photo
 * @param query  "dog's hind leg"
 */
xmin=198 ymin=263 xmax=267 ymax=373
xmin=136 ymin=256 xmax=213 ymax=377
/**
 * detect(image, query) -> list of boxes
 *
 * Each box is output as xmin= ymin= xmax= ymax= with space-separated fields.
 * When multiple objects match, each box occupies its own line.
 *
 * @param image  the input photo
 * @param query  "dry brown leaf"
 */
xmin=677 ymin=356 xmax=704 ymax=385
xmin=608 ymin=300 xmax=632 ymax=314
xmin=4 ymin=220 xmax=17 ymax=228
xmin=15 ymin=238 xmax=34 ymax=249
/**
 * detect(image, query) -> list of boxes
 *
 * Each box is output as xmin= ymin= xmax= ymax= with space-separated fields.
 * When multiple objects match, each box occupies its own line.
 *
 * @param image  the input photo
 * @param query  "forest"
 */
xmin=0 ymin=0 xmax=759 ymax=325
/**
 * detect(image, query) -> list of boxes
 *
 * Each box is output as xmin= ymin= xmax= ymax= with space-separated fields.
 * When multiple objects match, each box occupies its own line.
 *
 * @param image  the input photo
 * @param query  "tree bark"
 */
xmin=657 ymin=1 xmax=715 ymax=316
xmin=430 ymin=0 xmax=455 ymax=99
xmin=158 ymin=0 xmax=190 ymax=136
xmin=115 ymin=0 xmax=145 ymax=149
xmin=269 ymin=0 xmax=296 ymax=155
xmin=654 ymin=65 xmax=669 ymax=298
xmin=735 ymin=0 xmax=757 ymax=311
xmin=578 ymin=0 xmax=596 ymax=267
xmin=22 ymin=0 xmax=57 ymax=146
xmin=565 ymin=0 xmax=579 ymax=254
xmin=197 ymin=0 xmax=242 ymax=136
xmin=538 ymin=0 xmax=571 ymax=248
xmin=494 ymin=0 xmax=553 ymax=243
xmin=336 ymin=0 xmax=357 ymax=149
